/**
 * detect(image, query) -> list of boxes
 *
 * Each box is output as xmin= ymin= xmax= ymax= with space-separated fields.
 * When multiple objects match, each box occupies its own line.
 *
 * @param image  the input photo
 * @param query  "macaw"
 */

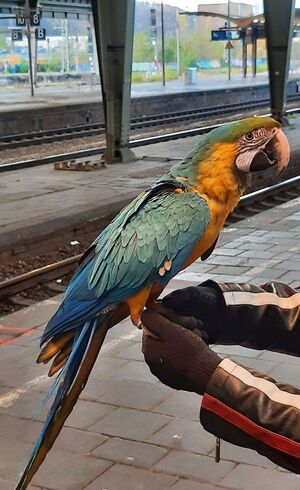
xmin=16 ymin=117 xmax=290 ymax=489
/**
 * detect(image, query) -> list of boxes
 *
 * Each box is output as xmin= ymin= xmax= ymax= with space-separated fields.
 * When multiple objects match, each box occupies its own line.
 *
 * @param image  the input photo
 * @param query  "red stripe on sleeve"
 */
xmin=202 ymin=393 xmax=300 ymax=458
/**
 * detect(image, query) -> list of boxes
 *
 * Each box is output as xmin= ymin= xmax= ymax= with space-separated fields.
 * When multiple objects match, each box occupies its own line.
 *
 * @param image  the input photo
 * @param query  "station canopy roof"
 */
xmin=0 ymin=0 xmax=92 ymax=19
xmin=183 ymin=8 xmax=300 ymax=28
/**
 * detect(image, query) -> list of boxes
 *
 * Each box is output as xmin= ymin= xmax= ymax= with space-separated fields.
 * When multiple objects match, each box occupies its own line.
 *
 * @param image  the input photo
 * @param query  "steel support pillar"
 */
xmin=92 ymin=0 xmax=136 ymax=164
xmin=263 ymin=0 xmax=295 ymax=120
xmin=251 ymin=29 xmax=257 ymax=78
xmin=242 ymin=30 xmax=247 ymax=79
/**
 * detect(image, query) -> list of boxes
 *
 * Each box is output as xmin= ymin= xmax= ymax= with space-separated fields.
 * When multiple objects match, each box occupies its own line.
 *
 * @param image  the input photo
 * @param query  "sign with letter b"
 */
xmin=35 ymin=28 xmax=46 ymax=40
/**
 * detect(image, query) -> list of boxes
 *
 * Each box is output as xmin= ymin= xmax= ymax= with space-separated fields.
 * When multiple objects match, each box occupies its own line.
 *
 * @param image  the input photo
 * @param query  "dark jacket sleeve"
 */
xmin=204 ymin=280 xmax=300 ymax=356
xmin=200 ymin=357 xmax=300 ymax=474
xmin=197 ymin=280 xmax=300 ymax=473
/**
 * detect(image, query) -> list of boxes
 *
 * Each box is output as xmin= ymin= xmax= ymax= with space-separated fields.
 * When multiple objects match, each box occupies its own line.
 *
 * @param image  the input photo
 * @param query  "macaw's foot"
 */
xmin=130 ymin=314 xmax=159 ymax=339
xmin=131 ymin=315 xmax=142 ymax=329
xmin=125 ymin=286 xmax=151 ymax=328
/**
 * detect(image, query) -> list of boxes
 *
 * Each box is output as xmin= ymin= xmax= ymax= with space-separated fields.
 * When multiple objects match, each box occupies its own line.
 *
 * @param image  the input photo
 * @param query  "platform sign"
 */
xmin=11 ymin=30 xmax=23 ymax=42
xmin=35 ymin=27 xmax=46 ymax=40
xmin=16 ymin=15 xmax=26 ymax=27
xmin=30 ymin=12 xmax=40 ymax=26
xmin=225 ymin=41 xmax=233 ymax=50
xmin=211 ymin=30 xmax=241 ymax=41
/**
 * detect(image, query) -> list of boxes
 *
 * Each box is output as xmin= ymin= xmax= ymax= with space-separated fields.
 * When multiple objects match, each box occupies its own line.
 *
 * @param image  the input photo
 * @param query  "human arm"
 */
xmin=162 ymin=280 xmax=300 ymax=356
xmin=141 ymin=310 xmax=300 ymax=474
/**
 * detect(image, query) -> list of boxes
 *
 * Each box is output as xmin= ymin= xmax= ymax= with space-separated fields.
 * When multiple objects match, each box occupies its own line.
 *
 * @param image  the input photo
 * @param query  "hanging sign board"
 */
xmin=30 ymin=12 xmax=40 ymax=26
xmin=11 ymin=30 xmax=23 ymax=41
xmin=16 ymin=15 xmax=25 ymax=27
xmin=35 ymin=27 xmax=46 ymax=40
xmin=211 ymin=30 xmax=241 ymax=41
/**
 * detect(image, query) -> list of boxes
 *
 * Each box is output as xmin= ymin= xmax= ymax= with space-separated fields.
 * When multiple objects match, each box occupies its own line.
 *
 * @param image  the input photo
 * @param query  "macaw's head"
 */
xmin=202 ymin=116 xmax=290 ymax=176
xmin=173 ymin=117 xmax=290 ymax=191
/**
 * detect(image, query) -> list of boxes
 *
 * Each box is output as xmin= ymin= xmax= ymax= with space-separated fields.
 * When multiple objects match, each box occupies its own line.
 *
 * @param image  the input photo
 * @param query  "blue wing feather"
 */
xmin=42 ymin=182 xmax=209 ymax=345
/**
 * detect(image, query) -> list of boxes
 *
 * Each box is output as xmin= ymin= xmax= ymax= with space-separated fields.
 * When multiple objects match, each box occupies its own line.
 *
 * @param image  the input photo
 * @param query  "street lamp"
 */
xmin=161 ymin=0 xmax=165 ymax=86
xmin=227 ymin=0 xmax=231 ymax=80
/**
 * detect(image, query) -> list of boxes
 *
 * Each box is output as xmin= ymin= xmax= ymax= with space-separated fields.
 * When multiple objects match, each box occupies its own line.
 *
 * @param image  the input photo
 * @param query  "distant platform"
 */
xmin=1 ymin=73 xmax=300 ymax=138
xmin=0 ymin=73 xmax=273 ymax=113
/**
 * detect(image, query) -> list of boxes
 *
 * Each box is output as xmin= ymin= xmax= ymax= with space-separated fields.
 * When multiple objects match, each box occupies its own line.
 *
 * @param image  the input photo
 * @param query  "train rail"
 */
xmin=1 ymin=104 xmax=299 ymax=173
xmin=1 ymin=94 xmax=300 ymax=152
xmin=0 ymin=175 xmax=299 ymax=305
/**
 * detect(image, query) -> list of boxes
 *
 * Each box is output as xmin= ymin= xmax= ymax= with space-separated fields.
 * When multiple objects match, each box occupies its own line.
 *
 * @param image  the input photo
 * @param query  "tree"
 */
xmin=133 ymin=31 xmax=153 ymax=62
xmin=164 ymin=37 xmax=176 ymax=63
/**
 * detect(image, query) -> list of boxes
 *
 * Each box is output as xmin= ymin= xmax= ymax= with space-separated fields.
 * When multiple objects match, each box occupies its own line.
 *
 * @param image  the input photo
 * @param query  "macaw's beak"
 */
xmin=250 ymin=129 xmax=290 ymax=175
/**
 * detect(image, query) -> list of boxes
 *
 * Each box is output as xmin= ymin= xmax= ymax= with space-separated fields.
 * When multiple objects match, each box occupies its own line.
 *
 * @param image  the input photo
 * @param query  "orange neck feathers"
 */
xmin=193 ymin=142 xmax=247 ymax=216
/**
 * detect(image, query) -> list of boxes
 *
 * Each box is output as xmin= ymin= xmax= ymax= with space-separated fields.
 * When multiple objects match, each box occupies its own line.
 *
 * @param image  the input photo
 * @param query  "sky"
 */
xmin=143 ymin=1 xmax=300 ymax=13
xmin=153 ymin=1 xmax=262 ymax=11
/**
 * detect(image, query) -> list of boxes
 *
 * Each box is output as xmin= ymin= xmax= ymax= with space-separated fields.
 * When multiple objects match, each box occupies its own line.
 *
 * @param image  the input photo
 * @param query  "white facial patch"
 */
xmin=235 ymin=150 xmax=259 ymax=172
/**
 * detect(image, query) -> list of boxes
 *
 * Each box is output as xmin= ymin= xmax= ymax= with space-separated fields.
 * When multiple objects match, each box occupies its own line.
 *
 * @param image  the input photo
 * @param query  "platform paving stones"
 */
xmin=152 ymin=391 xmax=200 ymax=421
xmin=84 ymin=464 xmax=178 ymax=490
xmin=220 ymin=464 xmax=300 ymax=490
xmin=147 ymin=417 xmax=216 ymax=455
xmin=89 ymin=406 xmax=171 ymax=441
xmin=65 ymin=399 xmax=116 ymax=430
xmin=91 ymin=437 xmax=168 ymax=468
xmin=154 ymin=450 xmax=235 ymax=484
xmin=32 ymin=450 xmax=112 ymax=490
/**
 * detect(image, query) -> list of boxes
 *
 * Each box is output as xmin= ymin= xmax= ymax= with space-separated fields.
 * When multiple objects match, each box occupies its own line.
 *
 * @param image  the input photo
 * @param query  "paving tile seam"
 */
xmin=90 ymin=442 xmax=173 ymax=471
xmin=217 ymin=462 xmax=240 ymax=487
xmin=169 ymin=479 xmax=232 ymax=490
xmin=78 ymin=398 xmax=176 ymax=418
xmin=147 ymin=391 xmax=177 ymax=414
xmin=153 ymin=453 xmax=239 ymax=484
xmin=69 ymin=407 xmax=120 ymax=432
xmin=85 ymin=453 xmax=236 ymax=489
xmin=80 ymin=460 xmax=115 ymax=490
xmin=90 ymin=433 xmax=228 ymax=464
xmin=206 ymin=446 xmax=275 ymax=469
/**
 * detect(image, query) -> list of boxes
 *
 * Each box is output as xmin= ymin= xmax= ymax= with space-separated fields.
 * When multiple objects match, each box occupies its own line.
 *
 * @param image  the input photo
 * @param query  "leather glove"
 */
xmin=161 ymin=280 xmax=225 ymax=343
xmin=141 ymin=309 xmax=221 ymax=395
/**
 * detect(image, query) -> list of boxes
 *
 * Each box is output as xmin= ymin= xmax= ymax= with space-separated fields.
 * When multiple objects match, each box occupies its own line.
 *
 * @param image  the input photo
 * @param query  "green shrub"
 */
xmin=132 ymin=72 xmax=146 ymax=83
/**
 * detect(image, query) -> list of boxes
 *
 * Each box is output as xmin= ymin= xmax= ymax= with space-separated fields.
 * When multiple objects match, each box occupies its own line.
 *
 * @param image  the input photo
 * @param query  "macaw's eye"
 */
xmin=245 ymin=132 xmax=254 ymax=141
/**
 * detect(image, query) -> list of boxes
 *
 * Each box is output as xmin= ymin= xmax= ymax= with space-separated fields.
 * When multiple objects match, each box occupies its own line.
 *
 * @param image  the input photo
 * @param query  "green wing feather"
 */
xmin=88 ymin=183 xmax=210 ymax=298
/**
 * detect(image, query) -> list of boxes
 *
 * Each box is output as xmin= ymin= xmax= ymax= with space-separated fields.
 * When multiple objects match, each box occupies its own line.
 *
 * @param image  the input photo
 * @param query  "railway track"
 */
xmin=1 ymin=104 xmax=299 ymax=173
xmin=1 ymin=94 xmax=300 ymax=152
xmin=0 ymin=175 xmax=299 ymax=307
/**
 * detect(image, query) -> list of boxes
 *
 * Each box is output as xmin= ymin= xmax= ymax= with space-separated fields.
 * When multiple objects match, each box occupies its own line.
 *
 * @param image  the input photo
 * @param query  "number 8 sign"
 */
xmin=30 ymin=12 xmax=40 ymax=26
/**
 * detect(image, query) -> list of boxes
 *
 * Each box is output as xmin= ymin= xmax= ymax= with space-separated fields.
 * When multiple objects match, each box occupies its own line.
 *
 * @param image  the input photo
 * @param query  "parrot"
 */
xmin=15 ymin=116 xmax=290 ymax=489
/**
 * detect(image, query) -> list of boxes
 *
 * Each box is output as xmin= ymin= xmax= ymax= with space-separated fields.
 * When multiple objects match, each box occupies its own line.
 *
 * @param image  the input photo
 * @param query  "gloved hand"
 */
xmin=150 ymin=301 xmax=210 ymax=344
xmin=161 ymin=281 xmax=225 ymax=343
xmin=141 ymin=309 xmax=221 ymax=395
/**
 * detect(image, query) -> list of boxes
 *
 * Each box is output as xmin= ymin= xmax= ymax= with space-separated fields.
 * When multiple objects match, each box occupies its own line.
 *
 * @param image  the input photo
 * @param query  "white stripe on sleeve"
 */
xmin=220 ymin=358 xmax=300 ymax=410
xmin=223 ymin=291 xmax=300 ymax=309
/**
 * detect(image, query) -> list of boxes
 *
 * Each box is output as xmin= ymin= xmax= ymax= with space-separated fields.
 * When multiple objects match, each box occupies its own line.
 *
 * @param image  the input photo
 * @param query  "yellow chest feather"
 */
xmin=182 ymin=142 xmax=246 ymax=269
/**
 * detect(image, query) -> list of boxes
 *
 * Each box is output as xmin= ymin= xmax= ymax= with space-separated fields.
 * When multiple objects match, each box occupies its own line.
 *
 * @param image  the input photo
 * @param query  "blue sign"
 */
xmin=211 ymin=30 xmax=241 ymax=41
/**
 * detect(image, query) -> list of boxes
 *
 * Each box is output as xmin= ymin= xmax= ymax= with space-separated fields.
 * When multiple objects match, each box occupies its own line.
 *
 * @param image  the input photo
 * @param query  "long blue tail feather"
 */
xmin=15 ymin=311 xmax=113 ymax=490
